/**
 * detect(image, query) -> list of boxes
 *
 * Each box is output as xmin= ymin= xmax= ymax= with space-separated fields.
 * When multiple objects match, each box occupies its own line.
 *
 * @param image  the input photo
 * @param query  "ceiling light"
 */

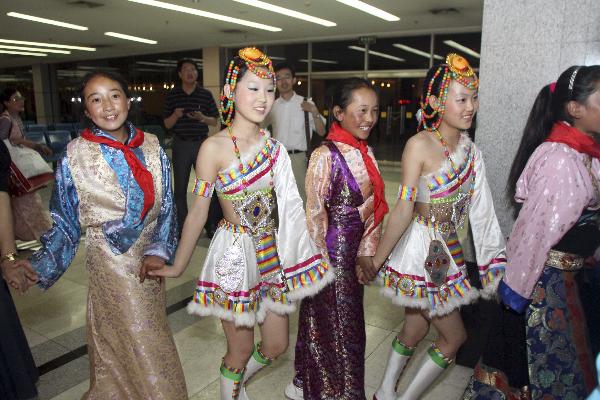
xmin=233 ymin=0 xmax=336 ymax=27
xmin=0 ymin=39 xmax=95 ymax=51
xmin=128 ymin=0 xmax=281 ymax=32
xmin=0 ymin=49 xmax=47 ymax=57
xmin=348 ymin=46 xmax=404 ymax=62
xmin=0 ymin=44 xmax=70 ymax=54
xmin=268 ymin=56 xmax=286 ymax=60
xmin=7 ymin=12 xmax=88 ymax=31
xmin=156 ymin=59 xmax=179 ymax=64
xmin=299 ymin=58 xmax=338 ymax=64
xmin=392 ymin=44 xmax=443 ymax=60
xmin=443 ymin=40 xmax=480 ymax=58
xmin=335 ymin=0 xmax=399 ymax=21
xmin=104 ymin=32 xmax=157 ymax=44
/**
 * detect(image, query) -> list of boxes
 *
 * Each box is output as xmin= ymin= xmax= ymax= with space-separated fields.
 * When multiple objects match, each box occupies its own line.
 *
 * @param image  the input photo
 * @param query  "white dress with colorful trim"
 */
xmin=187 ymin=137 xmax=334 ymax=327
xmin=378 ymin=133 xmax=506 ymax=317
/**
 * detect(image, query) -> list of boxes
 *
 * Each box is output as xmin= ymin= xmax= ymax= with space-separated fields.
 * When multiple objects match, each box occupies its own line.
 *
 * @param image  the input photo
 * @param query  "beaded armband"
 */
xmin=398 ymin=185 xmax=418 ymax=202
xmin=192 ymin=178 xmax=215 ymax=197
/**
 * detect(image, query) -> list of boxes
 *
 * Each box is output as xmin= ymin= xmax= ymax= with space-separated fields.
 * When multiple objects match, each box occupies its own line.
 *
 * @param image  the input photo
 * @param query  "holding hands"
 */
xmin=1 ymin=257 xmax=38 ymax=293
xmin=355 ymin=256 xmax=379 ymax=285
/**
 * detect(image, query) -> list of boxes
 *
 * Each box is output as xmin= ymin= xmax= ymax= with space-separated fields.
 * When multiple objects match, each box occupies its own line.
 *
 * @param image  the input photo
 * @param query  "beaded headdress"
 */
xmin=219 ymin=47 xmax=275 ymax=126
xmin=419 ymin=53 xmax=479 ymax=131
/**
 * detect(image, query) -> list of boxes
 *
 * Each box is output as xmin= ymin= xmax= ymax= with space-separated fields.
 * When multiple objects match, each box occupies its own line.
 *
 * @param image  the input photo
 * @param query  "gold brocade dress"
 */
xmin=30 ymin=125 xmax=187 ymax=399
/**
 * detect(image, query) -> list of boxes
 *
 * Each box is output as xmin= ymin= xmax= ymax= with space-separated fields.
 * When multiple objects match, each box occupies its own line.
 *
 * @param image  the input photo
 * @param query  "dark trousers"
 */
xmin=172 ymin=136 xmax=222 ymax=236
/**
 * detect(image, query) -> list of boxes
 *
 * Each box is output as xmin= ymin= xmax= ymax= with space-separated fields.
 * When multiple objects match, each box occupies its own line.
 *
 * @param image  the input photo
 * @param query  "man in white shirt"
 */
xmin=265 ymin=63 xmax=326 ymax=201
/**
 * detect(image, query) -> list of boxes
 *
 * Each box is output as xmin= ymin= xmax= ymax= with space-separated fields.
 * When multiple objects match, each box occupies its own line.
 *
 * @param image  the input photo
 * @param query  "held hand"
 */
xmin=357 ymin=256 xmax=378 ymax=282
xmin=139 ymin=255 xmax=166 ymax=283
xmin=173 ymin=108 xmax=185 ymax=119
xmin=147 ymin=262 xmax=185 ymax=279
xmin=355 ymin=263 xmax=369 ymax=285
xmin=300 ymin=101 xmax=319 ymax=116
xmin=187 ymin=110 xmax=206 ymax=122
xmin=1 ymin=259 xmax=38 ymax=293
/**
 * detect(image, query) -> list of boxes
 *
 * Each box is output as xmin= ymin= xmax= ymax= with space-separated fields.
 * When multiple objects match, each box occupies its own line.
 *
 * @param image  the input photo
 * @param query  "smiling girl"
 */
xmin=371 ymin=54 xmax=506 ymax=400
xmin=286 ymin=78 xmax=387 ymax=400
xmin=149 ymin=48 xmax=332 ymax=400
xmin=21 ymin=71 xmax=187 ymax=399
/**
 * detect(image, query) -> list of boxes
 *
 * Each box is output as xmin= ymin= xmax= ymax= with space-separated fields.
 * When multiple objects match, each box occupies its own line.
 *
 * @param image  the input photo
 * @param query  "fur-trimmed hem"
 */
xmin=479 ymin=274 xmax=502 ymax=301
xmin=379 ymin=284 xmax=480 ymax=317
xmin=187 ymin=301 xmax=257 ymax=328
xmin=255 ymin=297 xmax=297 ymax=324
xmin=286 ymin=265 xmax=335 ymax=301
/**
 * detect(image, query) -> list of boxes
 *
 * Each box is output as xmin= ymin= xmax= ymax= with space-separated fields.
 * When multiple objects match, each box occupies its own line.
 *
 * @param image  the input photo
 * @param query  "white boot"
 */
xmin=397 ymin=345 xmax=450 ymax=400
xmin=284 ymin=381 xmax=304 ymax=400
xmin=374 ymin=338 xmax=415 ymax=400
xmin=238 ymin=343 xmax=273 ymax=400
xmin=220 ymin=361 xmax=244 ymax=400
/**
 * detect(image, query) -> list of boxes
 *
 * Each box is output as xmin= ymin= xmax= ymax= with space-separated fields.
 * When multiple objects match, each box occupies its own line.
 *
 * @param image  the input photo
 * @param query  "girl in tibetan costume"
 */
xmin=370 ymin=54 xmax=506 ymax=400
xmin=149 ymin=48 xmax=333 ymax=400
xmin=463 ymin=65 xmax=600 ymax=400
xmin=21 ymin=71 xmax=187 ymax=399
xmin=285 ymin=78 xmax=386 ymax=400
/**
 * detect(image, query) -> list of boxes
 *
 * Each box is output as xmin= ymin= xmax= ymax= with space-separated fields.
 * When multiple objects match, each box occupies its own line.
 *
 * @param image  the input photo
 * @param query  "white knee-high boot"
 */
xmin=374 ymin=337 xmax=415 ymax=400
xmin=220 ymin=360 xmax=245 ymax=400
xmin=238 ymin=343 xmax=273 ymax=400
xmin=397 ymin=344 xmax=451 ymax=400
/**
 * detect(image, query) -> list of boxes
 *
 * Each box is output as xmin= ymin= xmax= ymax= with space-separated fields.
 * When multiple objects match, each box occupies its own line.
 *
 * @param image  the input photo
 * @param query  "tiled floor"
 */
xmin=10 ymin=165 xmax=474 ymax=399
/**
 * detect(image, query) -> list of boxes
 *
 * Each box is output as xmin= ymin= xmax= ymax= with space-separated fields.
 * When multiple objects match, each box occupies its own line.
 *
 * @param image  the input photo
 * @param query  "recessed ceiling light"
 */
xmin=299 ymin=58 xmax=338 ymax=64
xmin=104 ymin=32 xmax=157 ymax=44
xmin=7 ymin=12 xmax=88 ymax=31
xmin=392 ymin=44 xmax=443 ymax=60
xmin=443 ymin=40 xmax=480 ymax=58
xmin=348 ymin=46 xmax=405 ymax=62
xmin=268 ymin=56 xmax=286 ymax=61
xmin=0 ymin=49 xmax=47 ymax=57
xmin=0 ymin=38 xmax=95 ymax=51
xmin=233 ymin=0 xmax=336 ymax=27
xmin=0 ymin=44 xmax=70 ymax=54
xmin=128 ymin=0 xmax=282 ymax=32
xmin=136 ymin=61 xmax=175 ymax=67
xmin=335 ymin=0 xmax=399 ymax=21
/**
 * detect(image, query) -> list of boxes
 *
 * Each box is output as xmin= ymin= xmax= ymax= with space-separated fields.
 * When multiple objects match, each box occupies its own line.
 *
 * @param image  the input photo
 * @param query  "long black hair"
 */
xmin=0 ymin=87 xmax=19 ymax=113
xmin=506 ymin=65 xmax=600 ymax=209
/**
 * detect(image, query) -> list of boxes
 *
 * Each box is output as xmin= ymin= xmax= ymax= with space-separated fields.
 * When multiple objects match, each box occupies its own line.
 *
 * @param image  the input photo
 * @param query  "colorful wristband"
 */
xmin=398 ymin=185 xmax=417 ymax=201
xmin=192 ymin=178 xmax=215 ymax=197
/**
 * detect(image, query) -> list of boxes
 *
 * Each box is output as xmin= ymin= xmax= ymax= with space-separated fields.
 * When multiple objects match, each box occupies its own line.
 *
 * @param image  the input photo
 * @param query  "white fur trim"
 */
xmin=187 ymin=301 xmax=257 ymax=328
xmin=378 ymin=284 xmax=480 ymax=318
xmin=285 ymin=266 xmax=336 ymax=301
xmin=255 ymin=297 xmax=296 ymax=324
xmin=478 ymin=275 xmax=502 ymax=301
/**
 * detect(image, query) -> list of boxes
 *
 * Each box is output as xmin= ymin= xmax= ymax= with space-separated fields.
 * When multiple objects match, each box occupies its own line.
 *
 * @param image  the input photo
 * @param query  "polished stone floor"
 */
xmin=10 ymin=165 xmax=475 ymax=399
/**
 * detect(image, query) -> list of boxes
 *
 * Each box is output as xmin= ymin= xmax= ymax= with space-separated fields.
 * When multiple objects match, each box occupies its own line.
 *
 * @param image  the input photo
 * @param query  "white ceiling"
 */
xmin=0 ymin=0 xmax=483 ymax=68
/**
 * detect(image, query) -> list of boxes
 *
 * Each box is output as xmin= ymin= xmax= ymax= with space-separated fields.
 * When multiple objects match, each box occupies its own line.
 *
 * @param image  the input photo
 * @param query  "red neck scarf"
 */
xmin=327 ymin=122 xmax=388 ymax=230
xmin=81 ymin=127 xmax=155 ymax=221
xmin=546 ymin=121 xmax=600 ymax=159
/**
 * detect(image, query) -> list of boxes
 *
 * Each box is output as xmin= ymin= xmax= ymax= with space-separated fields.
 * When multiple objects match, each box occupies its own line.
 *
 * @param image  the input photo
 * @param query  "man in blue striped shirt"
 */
xmin=164 ymin=59 xmax=219 ymax=236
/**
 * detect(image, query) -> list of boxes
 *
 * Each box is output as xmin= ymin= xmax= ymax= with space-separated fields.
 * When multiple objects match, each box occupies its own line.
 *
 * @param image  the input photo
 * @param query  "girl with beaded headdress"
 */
xmin=148 ymin=47 xmax=333 ymax=400
xmin=463 ymin=66 xmax=600 ymax=400
xmin=367 ymin=54 xmax=506 ymax=400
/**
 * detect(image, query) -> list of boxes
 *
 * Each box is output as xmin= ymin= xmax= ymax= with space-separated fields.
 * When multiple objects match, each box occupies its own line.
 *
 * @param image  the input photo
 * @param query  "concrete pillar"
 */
xmin=476 ymin=0 xmax=600 ymax=235
xmin=202 ymin=46 xmax=225 ymax=134
xmin=31 ymin=63 xmax=61 ymax=125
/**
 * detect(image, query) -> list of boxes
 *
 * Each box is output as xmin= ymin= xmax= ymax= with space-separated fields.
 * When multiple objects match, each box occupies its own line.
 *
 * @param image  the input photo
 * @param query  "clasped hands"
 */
xmin=1 ymin=259 xmax=38 ymax=293
xmin=355 ymin=256 xmax=381 ymax=285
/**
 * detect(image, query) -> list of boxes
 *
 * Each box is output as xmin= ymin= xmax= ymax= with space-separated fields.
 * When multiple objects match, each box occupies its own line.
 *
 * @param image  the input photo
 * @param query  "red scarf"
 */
xmin=81 ymin=128 xmax=155 ymax=221
xmin=327 ymin=122 xmax=388 ymax=231
xmin=546 ymin=122 xmax=600 ymax=159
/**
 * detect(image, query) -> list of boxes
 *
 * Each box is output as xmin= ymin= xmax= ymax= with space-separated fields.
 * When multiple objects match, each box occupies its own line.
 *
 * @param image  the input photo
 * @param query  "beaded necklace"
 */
xmin=432 ymin=128 xmax=476 ymax=229
xmin=226 ymin=125 xmax=274 ymax=196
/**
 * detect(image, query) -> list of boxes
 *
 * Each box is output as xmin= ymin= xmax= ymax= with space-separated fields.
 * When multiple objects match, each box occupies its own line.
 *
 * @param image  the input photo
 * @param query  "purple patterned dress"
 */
xmin=293 ymin=141 xmax=380 ymax=399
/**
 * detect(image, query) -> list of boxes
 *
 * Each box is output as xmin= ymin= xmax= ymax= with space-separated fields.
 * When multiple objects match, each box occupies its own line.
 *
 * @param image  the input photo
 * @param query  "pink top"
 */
xmin=504 ymin=142 xmax=600 ymax=298
xmin=305 ymin=141 xmax=381 ymax=259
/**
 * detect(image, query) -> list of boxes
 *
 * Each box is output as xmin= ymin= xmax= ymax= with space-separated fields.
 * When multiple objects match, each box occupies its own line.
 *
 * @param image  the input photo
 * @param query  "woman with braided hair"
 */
xmin=368 ymin=54 xmax=506 ymax=400
xmin=463 ymin=65 xmax=600 ymax=399
xmin=149 ymin=47 xmax=333 ymax=400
